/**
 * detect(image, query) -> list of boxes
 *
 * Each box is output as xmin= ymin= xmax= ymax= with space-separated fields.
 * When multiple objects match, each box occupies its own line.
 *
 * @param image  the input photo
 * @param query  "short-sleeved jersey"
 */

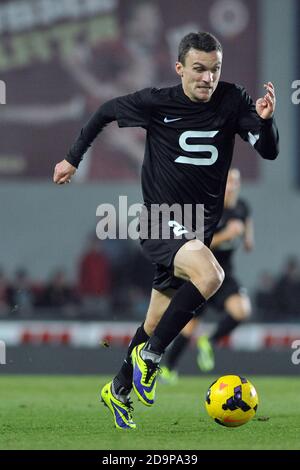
xmin=113 ymin=83 xmax=278 ymax=240
xmin=213 ymin=198 xmax=250 ymax=272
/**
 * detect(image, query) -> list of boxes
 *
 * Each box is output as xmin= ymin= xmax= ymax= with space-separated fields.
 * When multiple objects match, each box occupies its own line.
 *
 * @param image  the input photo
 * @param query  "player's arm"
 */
xmin=53 ymin=99 xmax=117 ymax=184
xmin=210 ymin=219 xmax=244 ymax=249
xmin=254 ymin=82 xmax=279 ymax=159
xmin=243 ymin=216 xmax=254 ymax=252
xmin=53 ymin=88 xmax=154 ymax=184
xmin=237 ymin=82 xmax=279 ymax=160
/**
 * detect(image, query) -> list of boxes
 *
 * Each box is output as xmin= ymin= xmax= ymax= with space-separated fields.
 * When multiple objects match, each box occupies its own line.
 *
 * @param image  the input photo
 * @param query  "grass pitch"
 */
xmin=0 ymin=375 xmax=299 ymax=450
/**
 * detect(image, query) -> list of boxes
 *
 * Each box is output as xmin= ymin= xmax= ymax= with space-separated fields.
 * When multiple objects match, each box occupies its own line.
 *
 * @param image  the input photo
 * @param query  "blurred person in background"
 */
xmin=254 ymin=271 xmax=278 ymax=321
xmin=8 ymin=268 xmax=34 ymax=317
xmin=41 ymin=269 xmax=78 ymax=316
xmin=0 ymin=268 xmax=10 ymax=317
xmin=101 ymin=234 xmax=136 ymax=317
xmin=275 ymin=257 xmax=300 ymax=319
xmin=54 ymin=31 xmax=278 ymax=429
xmin=78 ymin=236 xmax=112 ymax=317
xmin=161 ymin=168 xmax=254 ymax=383
xmin=128 ymin=246 xmax=154 ymax=319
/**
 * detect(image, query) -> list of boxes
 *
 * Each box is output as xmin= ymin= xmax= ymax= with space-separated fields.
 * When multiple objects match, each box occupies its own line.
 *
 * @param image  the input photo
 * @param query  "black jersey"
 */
xmin=66 ymin=82 xmax=279 ymax=240
xmin=213 ymin=198 xmax=250 ymax=272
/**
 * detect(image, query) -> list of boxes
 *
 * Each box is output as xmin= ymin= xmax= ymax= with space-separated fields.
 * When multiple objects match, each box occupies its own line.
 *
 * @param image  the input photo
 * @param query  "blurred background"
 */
xmin=0 ymin=0 xmax=299 ymax=375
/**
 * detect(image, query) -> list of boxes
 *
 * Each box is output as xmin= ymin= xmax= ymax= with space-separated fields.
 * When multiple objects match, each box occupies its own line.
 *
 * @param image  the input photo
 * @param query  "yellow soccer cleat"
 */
xmin=197 ymin=335 xmax=215 ymax=371
xmin=131 ymin=343 xmax=160 ymax=406
xmin=101 ymin=381 xmax=136 ymax=430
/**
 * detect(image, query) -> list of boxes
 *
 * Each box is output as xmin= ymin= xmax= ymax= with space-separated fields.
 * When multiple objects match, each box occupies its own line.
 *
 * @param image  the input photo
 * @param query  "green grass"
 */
xmin=0 ymin=375 xmax=299 ymax=450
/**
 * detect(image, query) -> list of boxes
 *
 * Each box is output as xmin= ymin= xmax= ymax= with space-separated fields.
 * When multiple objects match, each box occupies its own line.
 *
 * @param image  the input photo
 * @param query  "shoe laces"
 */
xmin=124 ymin=397 xmax=134 ymax=413
xmin=144 ymin=360 xmax=161 ymax=383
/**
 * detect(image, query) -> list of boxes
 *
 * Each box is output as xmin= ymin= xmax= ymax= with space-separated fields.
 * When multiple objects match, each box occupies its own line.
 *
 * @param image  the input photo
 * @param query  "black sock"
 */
xmin=146 ymin=282 xmax=206 ymax=354
xmin=166 ymin=334 xmax=190 ymax=370
xmin=112 ymin=360 xmax=133 ymax=395
xmin=126 ymin=323 xmax=150 ymax=362
xmin=113 ymin=323 xmax=149 ymax=393
xmin=210 ymin=314 xmax=240 ymax=344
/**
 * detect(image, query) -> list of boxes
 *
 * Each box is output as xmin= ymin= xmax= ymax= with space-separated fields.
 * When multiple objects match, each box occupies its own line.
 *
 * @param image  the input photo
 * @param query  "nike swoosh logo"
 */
xmin=133 ymin=366 xmax=155 ymax=403
xmin=134 ymin=354 xmax=156 ymax=394
xmin=164 ymin=117 xmax=183 ymax=123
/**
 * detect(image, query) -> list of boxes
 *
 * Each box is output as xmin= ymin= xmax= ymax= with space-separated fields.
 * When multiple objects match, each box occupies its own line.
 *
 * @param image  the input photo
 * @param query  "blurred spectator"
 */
xmin=128 ymin=247 xmax=154 ymax=318
xmin=0 ymin=268 xmax=10 ymax=316
xmin=254 ymin=271 xmax=278 ymax=321
xmin=130 ymin=247 xmax=154 ymax=295
xmin=78 ymin=237 xmax=112 ymax=316
xmin=79 ymin=237 xmax=112 ymax=296
xmin=104 ymin=237 xmax=137 ymax=316
xmin=8 ymin=268 xmax=34 ymax=316
xmin=275 ymin=256 xmax=300 ymax=318
xmin=41 ymin=269 xmax=78 ymax=315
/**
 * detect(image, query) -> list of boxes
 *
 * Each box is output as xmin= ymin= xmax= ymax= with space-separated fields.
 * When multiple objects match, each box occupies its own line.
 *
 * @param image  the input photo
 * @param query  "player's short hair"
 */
xmin=178 ymin=32 xmax=222 ymax=64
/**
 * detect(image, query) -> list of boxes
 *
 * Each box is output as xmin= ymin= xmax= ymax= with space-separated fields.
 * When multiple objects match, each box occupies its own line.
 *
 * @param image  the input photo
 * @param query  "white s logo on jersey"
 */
xmin=176 ymin=130 xmax=219 ymax=166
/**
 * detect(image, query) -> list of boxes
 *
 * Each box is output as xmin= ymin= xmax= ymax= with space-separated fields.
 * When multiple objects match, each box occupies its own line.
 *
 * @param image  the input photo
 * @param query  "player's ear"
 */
xmin=175 ymin=62 xmax=183 ymax=77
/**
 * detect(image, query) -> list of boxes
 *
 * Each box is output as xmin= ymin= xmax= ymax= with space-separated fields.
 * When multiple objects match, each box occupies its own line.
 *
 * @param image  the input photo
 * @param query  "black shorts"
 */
xmin=141 ymin=233 xmax=212 ymax=292
xmin=152 ymin=263 xmax=185 ymax=292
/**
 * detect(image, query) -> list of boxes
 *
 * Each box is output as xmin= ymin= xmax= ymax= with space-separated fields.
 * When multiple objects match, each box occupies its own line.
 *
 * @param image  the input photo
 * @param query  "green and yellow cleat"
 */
xmin=159 ymin=366 xmax=179 ymax=385
xmin=100 ymin=381 xmax=136 ymax=430
xmin=197 ymin=336 xmax=215 ymax=371
xmin=131 ymin=343 xmax=160 ymax=406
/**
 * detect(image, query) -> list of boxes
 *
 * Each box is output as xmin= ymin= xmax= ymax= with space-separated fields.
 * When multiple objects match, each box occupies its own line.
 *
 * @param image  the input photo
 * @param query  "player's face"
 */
xmin=176 ymin=48 xmax=222 ymax=102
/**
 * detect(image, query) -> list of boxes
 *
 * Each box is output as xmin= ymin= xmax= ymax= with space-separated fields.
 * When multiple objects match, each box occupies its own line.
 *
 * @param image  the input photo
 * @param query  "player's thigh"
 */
xmin=144 ymin=288 xmax=176 ymax=335
xmin=224 ymin=292 xmax=252 ymax=321
xmin=173 ymin=239 xmax=224 ymax=295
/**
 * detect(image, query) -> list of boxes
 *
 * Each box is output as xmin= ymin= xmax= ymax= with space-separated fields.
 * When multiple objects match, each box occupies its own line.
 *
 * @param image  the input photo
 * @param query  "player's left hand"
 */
xmin=256 ymin=82 xmax=276 ymax=119
xmin=53 ymin=159 xmax=76 ymax=184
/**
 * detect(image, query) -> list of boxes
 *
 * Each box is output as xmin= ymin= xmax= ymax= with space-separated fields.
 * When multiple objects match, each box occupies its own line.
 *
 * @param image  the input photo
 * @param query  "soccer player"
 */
xmin=160 ymin=168 xmax=254 ymax=383
xmin=53 ymin=32 xmax=279 ymax=429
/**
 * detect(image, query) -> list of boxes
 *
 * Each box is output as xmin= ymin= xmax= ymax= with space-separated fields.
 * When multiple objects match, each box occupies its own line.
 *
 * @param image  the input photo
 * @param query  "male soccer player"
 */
xmin=160 ymin=168 xmax=254 ymax=383
xmin=54 ymin=32 xmax=279 ymax=429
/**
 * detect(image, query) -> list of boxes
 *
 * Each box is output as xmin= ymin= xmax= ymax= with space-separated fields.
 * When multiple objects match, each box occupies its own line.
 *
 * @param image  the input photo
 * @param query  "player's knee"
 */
xmin=216 ymin=264 xmax=225 ymax=286
xmin=207 ymin=263 xmax=224 ymax=294
xmin=241 ymin=301 xmax=252 ymax=320
xmin=232 ymin=307 xmax=251 ymax=321
xmin=192 ymin=263 xmax=224 ymax=299
xmin=228 ymin=296 xmax=252 ymax=321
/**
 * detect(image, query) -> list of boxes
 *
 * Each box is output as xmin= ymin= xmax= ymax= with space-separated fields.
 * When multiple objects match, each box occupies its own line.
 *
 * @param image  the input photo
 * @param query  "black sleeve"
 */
xmin=114 ymin=87 xmax=156 ymax=128
xmin=65 ymin=88 xmax=155 ymax=168
xmin=236 ymin=87 xmax=279 ymax=160
xmin=66 ymin=99 xmax=117 ymax=168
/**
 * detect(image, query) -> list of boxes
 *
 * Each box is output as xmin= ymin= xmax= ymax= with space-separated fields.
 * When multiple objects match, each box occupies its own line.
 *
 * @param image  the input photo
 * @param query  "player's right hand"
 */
xmin=53 ymin=159 xmax=76 ymax=184
xmin=225 ymin=220 xmax=245 ymax=239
